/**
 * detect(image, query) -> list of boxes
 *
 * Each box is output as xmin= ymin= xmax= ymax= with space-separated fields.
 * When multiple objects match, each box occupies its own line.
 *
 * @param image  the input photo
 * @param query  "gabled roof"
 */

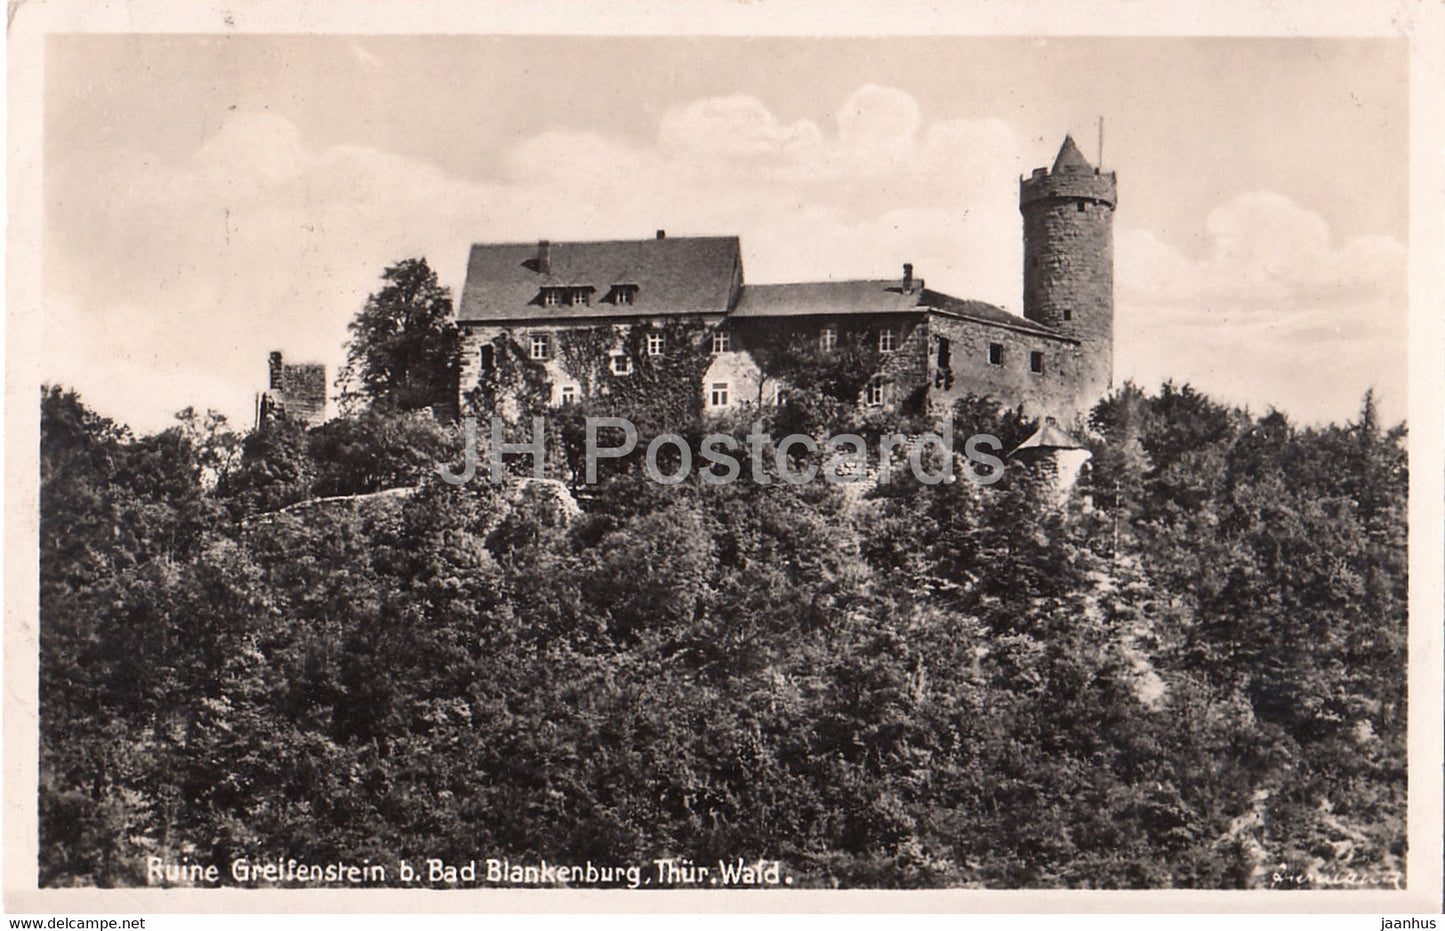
xmin=453 ymin=234 xmax=1076 ymax=344
xmin=1052 ymin=134 xmax=1093 ymax=173
xmin=456 ymin=236 xmax=741 ymax=323
xmin=731 ymin=279 xmax=925 ymax=318
xmin=920 ymin=290 xmax=1075 ymax=341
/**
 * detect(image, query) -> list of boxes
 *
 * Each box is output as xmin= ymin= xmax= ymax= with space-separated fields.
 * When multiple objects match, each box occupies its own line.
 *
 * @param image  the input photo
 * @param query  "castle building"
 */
xmin=454 ymin=136 xmax=1115 ymax=426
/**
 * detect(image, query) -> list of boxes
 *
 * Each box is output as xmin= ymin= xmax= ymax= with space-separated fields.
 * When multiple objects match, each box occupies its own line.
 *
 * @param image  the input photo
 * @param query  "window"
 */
xmin=820 ymin=326 xmax=838 ymax=352
xmin=569 ymin=289 xmax=589 ymax=307
xmin=934 ymin=337 xmax=953 ymax=389
xmin=646 ymin=333 xmax=665 ymax=356
xmin=710 ymin=382 xmax=729 ymax=407
xmin=1030 ymin=351 xmax=1044 ymax=374
xmin=530 ymin=334 xmax=551 ymax=361
xmin=613 ymin=285 xmax=638 ymax=306
xmin=543 ymin=289 xmax=562 ymax=307
xmin=610 ymin=352 xmax=632 ymax=376
xmin=560 ymin=385 xmax=576 ymax=405
xmin=1077 ymin=201 xmax=1087 ymax=212
xmin=712 ymin=330 xmax=731 ymax=353
xmin=1063 ymin=309 xmax=1073 ymax=321
xmin=866 ymin=379 xmax=885 ymax=407
xmin=878 ymin=329 xmax=897 ymax=353
xmin=988 ymin=343 xmax=1003 ymax=366
xmin=479 ymin=344 xmax=495 ymax=371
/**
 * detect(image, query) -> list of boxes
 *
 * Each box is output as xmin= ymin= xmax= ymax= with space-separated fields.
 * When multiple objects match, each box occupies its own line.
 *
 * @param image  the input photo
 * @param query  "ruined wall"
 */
xmin=259 ymin=352 xmax=327 ymax=427
xmin=280 ymin=364 xmax=327 ymax=424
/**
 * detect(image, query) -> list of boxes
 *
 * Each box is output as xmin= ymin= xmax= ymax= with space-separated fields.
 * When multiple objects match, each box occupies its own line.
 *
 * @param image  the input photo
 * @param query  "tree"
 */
xmin=173 ymin=407 xmax=242 ymax=490
xmin=338 ymin=258 xmax=461 ymax=414
xmin=306 ymin=407 xmax=454 ymax=498
xmin=37 ymin=377 xmax=1409 ymax=890
xmin=215 ymin=413 xmax=316 ymax=516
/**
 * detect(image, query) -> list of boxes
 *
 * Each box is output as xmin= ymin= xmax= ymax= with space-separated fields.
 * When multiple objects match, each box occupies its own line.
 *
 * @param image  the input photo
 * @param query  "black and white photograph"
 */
xmin=7 ymin=0 xmax=1443 ymax=920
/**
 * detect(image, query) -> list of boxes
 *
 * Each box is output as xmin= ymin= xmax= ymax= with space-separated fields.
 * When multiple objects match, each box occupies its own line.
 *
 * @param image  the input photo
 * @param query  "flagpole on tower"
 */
xmin=1098 ymin=116 xmax=1104 ymax=168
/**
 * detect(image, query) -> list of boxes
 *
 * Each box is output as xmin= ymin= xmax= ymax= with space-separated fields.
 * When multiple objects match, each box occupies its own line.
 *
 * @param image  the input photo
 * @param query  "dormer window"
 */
xmin=612 ymin=284 xmax=639 ymax=306
xmin=540 ymin=286 xmax=593 ymax=307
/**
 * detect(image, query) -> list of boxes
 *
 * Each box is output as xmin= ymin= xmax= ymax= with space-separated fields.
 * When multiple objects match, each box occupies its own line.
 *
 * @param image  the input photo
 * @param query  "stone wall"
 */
xmin=458 ymin=310 xmax=1106 ymax=428
xmin=259 ymin=352 xmax=327 ymax=427
xmin=874 ymin=315 xmax=929 ymax=411
xmin=727 ymin=312 xmax=930 ymax=414
xmin=925 ymin=315 xmax=1090 ymax=426
xmin=462 ymin=312 xmax=932 ymax=419
xmin=1020 ymin=164 xmax=1116 ymax=412
xmin=701 ymin=350 xmax=766 ymax=412
xmin=460 ymin=316 xmax=725 ymax=417
xmin=280 ymin=363 xmax=327 ymax=424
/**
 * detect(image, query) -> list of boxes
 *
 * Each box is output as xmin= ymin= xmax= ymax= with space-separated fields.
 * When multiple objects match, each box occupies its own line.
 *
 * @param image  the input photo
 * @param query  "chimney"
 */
xmin=536 ymin=240 xmax=551 ymax=275
xmin=268 ymin=351 xmax=283 ymax=390
xmin=902 ymin=263 xmax=914 ymax=293
xmin=656 ymin=229 xmax=666 ymax=240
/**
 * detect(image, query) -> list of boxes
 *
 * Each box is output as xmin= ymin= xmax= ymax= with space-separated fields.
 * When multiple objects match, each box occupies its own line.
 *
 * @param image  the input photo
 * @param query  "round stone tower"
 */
xmin=1019 ymin=134 xmax=1116 ymax=405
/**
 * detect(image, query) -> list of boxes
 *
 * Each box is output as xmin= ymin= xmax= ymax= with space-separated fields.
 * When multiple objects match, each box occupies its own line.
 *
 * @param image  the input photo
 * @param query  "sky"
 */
xmin=42 ymin=35 xmax=1409 ymax=434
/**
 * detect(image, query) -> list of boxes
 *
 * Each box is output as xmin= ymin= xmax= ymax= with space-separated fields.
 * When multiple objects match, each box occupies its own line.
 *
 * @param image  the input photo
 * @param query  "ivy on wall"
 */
xmin=463 ymin=333 xmax=551 ymax=422
xmin=465 ymin=317 xmax=951 ymax=475
xmin=745 ymin=322 xmax=887 ymax=406
xmin=556 ymin=319 xmax=716 ymax=434
xmin=555 ymin=326 xmax=617 ymax=399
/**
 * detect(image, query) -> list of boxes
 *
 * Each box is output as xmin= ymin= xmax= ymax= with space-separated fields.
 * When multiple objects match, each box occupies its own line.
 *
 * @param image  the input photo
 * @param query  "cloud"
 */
xmin=837 ymin=84 xmax=921 ymax=162
xmin=658 ymin=95 xmax=822 ymax=160
xmin=1116 ymin=191 xmax=1406 ymax=424
xmin=43 ymin=87 xmax=1404 ymax=434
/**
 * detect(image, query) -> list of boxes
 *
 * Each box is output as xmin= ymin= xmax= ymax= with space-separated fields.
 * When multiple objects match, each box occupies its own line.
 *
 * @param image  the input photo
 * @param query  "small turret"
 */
xmin=1008 ymin=416 xmax=1092 ymax=497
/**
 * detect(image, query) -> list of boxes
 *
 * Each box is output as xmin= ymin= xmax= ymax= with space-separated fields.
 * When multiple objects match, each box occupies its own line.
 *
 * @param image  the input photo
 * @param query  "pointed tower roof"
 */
xmin=1051 ymin=134 xmax=1093 ymax=173
xmin=1009 ymin=417 xmax=1088 ymax=455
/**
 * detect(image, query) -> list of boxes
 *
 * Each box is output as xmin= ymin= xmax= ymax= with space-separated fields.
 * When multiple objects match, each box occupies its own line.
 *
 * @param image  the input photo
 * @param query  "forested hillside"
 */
xmin=38 ymin=382 xmax=1406 ymax=889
